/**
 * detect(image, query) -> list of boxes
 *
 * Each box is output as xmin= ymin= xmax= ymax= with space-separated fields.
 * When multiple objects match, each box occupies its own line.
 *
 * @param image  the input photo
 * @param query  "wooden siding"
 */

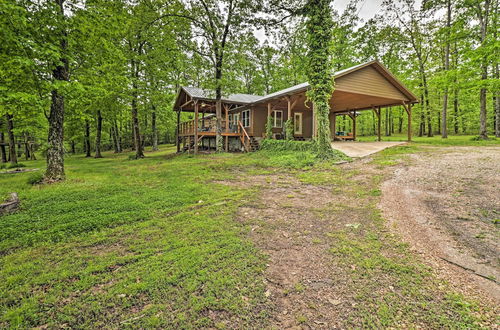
xmin=335 ymin=66 xmax=408 ymax=101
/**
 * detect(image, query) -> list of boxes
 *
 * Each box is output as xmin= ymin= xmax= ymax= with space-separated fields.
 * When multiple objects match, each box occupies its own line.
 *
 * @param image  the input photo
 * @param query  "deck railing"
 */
xmin=179 ymin=118 xmax=238 ymax=135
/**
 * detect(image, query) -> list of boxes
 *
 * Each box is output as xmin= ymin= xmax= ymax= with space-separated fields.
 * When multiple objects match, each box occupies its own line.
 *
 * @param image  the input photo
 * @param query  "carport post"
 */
xmin=352 ymin=111 xmax=357 ymax=141
xmin=402 ymin=102 xmax=412 ymax=142
xmin=372 ymin=106 xmax=381 ymax=141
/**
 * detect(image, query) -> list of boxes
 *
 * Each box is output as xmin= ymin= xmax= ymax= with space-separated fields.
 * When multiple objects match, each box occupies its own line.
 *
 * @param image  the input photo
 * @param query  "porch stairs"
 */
xmin=182 ymin=139 xmax=195 ymax=152
xmin=249 ymin=137 xmax=260 ymax=152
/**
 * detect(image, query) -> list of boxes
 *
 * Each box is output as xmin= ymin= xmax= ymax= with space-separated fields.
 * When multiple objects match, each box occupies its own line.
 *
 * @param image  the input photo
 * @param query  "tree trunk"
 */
xmin=45 ymin=0 xmax=68 ymax=182
xmin=6 ymin=114 xmax=17 ymax=165
xmin=453 ymin=89 xmax=459 ymax=134
xmin=215 ymin=56 xmax=223 ymax=152
xmin=71 ymin=140 xmax=75 ymax=154
xmin=0 ymin=132 xmax=7 ymax=163
xmin=151 ymin=107 xmax=158 ymax=151
xmin=131 ymin=58 xmax=144 ymax=158
xmin=94 ymin=110 xmax=103 ymax=158
xmin=442 ymin=0 xmax=451 ymax=138
xmin=478 ymin=0 xmax=490 ymax=139
xmin=24 ymin=133 xmax=30 ymax=160
xmin=85 ymin=120 xmax=91 ymax=157
xmin=114 ymin=121 xmax=121 ymax=153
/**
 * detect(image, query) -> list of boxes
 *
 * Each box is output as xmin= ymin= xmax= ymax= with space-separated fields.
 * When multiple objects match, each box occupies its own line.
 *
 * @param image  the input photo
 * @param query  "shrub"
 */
xmin=27 ymin=172 xmax=44 ymax=185
xmin=285 ymin=119 xmax=294 ymax=140
xmin=260 ymin=139 xmax=317 ymax=152
xmin=0 ymin=164 xmax=6 ymax=170
xmin=265 ymin=116 xmax=273 ymax=139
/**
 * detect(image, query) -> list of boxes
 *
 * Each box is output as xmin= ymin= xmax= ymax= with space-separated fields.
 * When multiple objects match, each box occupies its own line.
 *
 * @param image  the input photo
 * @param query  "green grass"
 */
xmin=0 ymin=144 xmax=495 ymax=328
xmin=0 ymin=146 xmax=271 ymax=328
xmin=357 ymin=134 xmax=500 ymax=146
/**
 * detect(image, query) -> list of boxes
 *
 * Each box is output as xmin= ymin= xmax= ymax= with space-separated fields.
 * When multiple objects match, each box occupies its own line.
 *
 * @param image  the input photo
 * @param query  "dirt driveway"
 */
xmin=229 ymin=145 xmax=498 ymax=328
xmin=331 ymin=141 xmax=406 ymax=157
xmin=380 ymin=146 xmax=500 ymax=301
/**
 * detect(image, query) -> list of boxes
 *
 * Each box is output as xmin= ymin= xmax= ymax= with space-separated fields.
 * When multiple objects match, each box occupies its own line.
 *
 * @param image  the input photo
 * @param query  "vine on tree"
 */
xmin=304 ymin=0 xmax=335 ymax=159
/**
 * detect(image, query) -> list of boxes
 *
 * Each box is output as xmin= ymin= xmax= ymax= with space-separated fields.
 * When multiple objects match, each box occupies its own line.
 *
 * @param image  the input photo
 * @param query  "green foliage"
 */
xmin=7 ymin=163 xmax=26 ymax=169
xmin=285 ymin=119 xmax=294 ymax=140
xmin=26 ymin=172 xmax=43 ymax=185
xmin=260 ymin=139 xmax=317 ymax=152
xmin=304 ymin=0 xmax=335 ymax=158
xmin=265 ymin=115 xmax=273 ymax=139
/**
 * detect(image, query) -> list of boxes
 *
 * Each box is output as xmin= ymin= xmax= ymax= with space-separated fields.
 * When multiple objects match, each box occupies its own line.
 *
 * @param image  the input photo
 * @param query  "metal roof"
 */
xmin=182 ymin=86 xmax=262 ymax=104
xmin=177 ymin=60 xmax=418 ymax=110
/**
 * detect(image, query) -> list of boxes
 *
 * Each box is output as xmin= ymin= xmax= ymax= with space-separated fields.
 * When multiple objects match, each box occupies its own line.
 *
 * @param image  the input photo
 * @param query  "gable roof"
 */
xmin=181 ymin=86 xmax=263 ymax=104
xmin=174 ymin=60 xmax=418 ymax=112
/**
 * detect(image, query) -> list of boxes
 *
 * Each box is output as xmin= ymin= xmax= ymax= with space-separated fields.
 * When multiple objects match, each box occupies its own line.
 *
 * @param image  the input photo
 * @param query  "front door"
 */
xmin=294 ymin=112 xmax=303 ymax=135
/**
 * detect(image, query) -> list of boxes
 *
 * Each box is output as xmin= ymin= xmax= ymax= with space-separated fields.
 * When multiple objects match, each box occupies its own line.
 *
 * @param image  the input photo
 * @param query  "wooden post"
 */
xmin=176 ymin=110 xmax=181 ymax=153
xmin=194 ymin=101 xmax=199 ymax=154
xmin=352 ymin=111 xmax=357 ymax=141
xmin=312 ymin=103 xmax=317 ymax=138
xmin=402 ymin=102 xmax=412 ymax=142
xmin=377 ymin=107 xmax=381 ymax=141
xmin=332 ymin=113 xmax=336 ymax=141
xmin=224 ymin=105 xmax=229 ymax=151
xmin=287 ymin=97 xmax=292 ymax=120
xmin=408 ymin=104 xmax=412 ymax=141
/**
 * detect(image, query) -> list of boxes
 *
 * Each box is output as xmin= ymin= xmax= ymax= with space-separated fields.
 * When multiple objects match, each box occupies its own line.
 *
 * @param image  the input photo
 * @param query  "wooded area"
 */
xmin=0 ymin=0 xmax=498 ymax=179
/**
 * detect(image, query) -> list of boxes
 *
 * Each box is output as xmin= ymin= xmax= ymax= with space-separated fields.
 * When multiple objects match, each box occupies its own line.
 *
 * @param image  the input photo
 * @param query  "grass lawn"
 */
xmin=0 ymin=142 xmax=497 ymax=328
xmin=356 ymin=133 xmax=500 ymax=146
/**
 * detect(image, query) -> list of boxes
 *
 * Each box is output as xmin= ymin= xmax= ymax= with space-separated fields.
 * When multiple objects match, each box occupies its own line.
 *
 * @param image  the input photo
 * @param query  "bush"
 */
xmin=27 ymin=172 xmax=44 ymax=185
xmin=260 ymin=139 xmax=317 ymax=152
xmin=0 ymin=164 xmax=6 ymax=170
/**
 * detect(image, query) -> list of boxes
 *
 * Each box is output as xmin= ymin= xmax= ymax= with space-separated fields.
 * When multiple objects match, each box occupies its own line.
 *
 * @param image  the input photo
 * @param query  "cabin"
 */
xmin=173 ymin=60 xmax=418 ymax=153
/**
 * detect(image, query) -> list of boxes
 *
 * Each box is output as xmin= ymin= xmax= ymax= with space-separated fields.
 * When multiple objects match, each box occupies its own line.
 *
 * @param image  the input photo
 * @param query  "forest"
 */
xmin=1 ymin=0 xmax=499 ymax=177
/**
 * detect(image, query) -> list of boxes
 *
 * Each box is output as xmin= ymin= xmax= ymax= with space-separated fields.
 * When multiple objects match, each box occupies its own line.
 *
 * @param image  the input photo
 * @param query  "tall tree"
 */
xmin=304 ymin=0 xmax=335 ymax=158
xmin=45 ymin=0 xmax=70 ymax=181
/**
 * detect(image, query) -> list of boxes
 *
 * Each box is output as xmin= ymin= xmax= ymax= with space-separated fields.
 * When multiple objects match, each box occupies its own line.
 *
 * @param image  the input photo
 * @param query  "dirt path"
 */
xmin=224 ymin=146 xmax=498 ymax=328
xmin=380 ymin=146 xmax=500 ymax=302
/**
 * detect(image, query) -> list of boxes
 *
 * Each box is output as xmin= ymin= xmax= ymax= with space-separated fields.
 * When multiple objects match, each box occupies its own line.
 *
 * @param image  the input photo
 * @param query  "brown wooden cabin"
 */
xmin=173 ymin=60 xmax=418 ymax=153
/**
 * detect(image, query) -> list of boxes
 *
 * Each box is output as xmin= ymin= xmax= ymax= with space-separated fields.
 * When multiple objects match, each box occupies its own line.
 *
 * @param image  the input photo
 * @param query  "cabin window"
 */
xmin=242 ymin=110 xmax=250 ymax=127
xmin=232 ymin=113 xmax=240 ymax=126
xmin=272 ymin=110 xmax=283 ymax=128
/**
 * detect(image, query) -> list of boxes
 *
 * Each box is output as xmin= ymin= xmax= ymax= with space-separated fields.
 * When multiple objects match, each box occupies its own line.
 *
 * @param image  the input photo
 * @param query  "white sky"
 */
xmin=333 ymin=0 xmax=385 ymax=22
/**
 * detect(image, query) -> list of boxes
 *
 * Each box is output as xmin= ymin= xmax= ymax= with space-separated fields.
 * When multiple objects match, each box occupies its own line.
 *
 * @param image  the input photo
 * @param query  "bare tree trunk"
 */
xmin=151 ymin=107 xmax=158 ymax=151
xmin=71 ymin=140 xmax=75 ymax=154
xmin=85 ymin=120 xmax=91 ymax=157
xmin=24 ymin=133 xmax=30 ymax=160
xmin=113 ymin=121 xmax=121 ymax=153
xmin=45 ymin=0 xmax=68 ymax=182
xmin=478 ymin=0 xmax=490 ymax=138
xmin=6 ymin=114 xmax=17 ymax=165
xmin=442 ymin=0 xmax=451 ymax=138
xmin=131 ymin=58 xmax=144 ymax=158
xmin=0 ymin=132 xmax=7 ymax=163
xmin=94 ymin=110 xmax=103 ymax=158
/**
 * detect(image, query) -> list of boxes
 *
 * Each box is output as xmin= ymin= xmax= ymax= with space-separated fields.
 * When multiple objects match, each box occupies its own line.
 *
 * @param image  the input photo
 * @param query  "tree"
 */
xmin=45 ymin=0 xmax=70 ymax=181
xmin=171 ymin=0 xmax=261 ymax=152
xmin=303 ymin=0 xmax=335 ymax=158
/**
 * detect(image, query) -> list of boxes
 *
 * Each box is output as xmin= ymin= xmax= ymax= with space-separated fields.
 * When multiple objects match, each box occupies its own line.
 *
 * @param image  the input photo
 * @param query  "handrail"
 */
xmin=238 ymin=120 xmax=251 ymax=152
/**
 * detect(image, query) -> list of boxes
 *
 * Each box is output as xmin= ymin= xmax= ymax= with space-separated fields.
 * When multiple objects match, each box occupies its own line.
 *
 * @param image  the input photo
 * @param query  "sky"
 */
xmin=333 ymin=0 xmax=385 ymax=22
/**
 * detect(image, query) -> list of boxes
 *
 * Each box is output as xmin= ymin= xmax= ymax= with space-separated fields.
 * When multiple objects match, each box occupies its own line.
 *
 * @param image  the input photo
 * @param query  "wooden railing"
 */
xmin=179 ymin=118 xmax=237 ymax=135
xmin=238 ymin=120 xmax=251 ymax=152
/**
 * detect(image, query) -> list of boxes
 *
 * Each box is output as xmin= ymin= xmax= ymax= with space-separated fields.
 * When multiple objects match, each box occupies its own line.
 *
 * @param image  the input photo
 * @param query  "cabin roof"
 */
xmin=174 ymin=60 xmax=418 ymax=112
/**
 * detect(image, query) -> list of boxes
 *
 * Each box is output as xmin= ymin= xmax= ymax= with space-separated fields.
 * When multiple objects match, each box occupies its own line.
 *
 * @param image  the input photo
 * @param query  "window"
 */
xmin=232 ymin=113 xmax=240 ymax=126
xmin=272 ymin=110 xmax=283 ymax=128
xmin=242 ymin=110 xmax=250 ymax=127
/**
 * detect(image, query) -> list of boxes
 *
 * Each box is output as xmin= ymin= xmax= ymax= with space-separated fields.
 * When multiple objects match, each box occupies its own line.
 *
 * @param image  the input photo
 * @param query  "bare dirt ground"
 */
xmin=380 ymin=146 xmax=500 ymax=302
xmin=220 ymin=146 xmax=499 ymax=328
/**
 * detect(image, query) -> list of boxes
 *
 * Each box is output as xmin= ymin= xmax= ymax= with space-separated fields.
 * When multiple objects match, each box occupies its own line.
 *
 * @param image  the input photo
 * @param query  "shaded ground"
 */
xmin=331 ymin=141 xmax=406 ymax=157
xmin=226 ymin=145 xmax=498 ymax=328
xmin=380 ymin=146 xmax=500 ymax=302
